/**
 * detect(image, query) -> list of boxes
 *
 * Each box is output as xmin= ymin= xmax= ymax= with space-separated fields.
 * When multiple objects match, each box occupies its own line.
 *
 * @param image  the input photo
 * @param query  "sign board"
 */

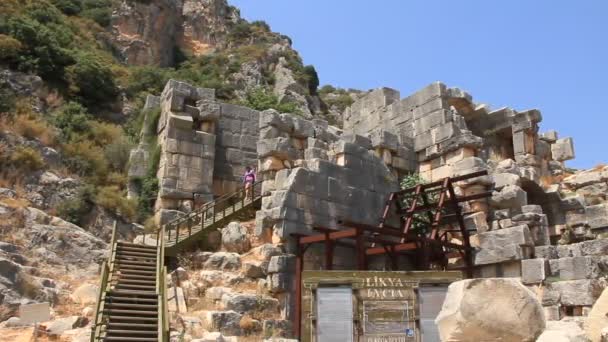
xmin=301 ymin=271 xmax=461 ymax=342
xmin=19 ymin=302 xmax=50 ymax=325
xmin=317 ymin=287 xmax=354 ymax=342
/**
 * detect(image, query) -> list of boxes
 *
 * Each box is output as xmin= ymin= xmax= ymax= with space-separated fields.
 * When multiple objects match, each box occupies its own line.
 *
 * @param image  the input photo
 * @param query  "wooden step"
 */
xmin=113 ymin=278 xmax=156 ymax=286
xmin=106 ymin=296 xmax=158 ymax=303
xmin=116 ymin=250 xmax=157 ymax=258
xmin=116 ymin=252 xmax=157 ymax=259
xmin=105 ymin=302 xmax=158 ymax=310
xmin=113 ymin=274 xmax=156 ymax=281
xmin=107 ymin=322 xmax=158 ymax=329
xmin=106 ymin=315 xmax=158 ymax=322
xmin=114 ymin=284 xmax=156 ymax=291
xmin=115 ymin=262 xmax=156 ymax=270
xmin=117 ymin=245 xmax=158 ymax=252
xmin=105 ymin=296 xmax=158 ymax=304
xmin=116 ymin=269 xmax=156 ymax=275
xmin=103 ymin=309 xmax=157 ymax=316
xmin=117 ymin=241 xmax=157 ymax=249
xmin=105 ymin=329 xmax=157 ymax=335
xmin=102 ymin=337 xmax=157 ymax=341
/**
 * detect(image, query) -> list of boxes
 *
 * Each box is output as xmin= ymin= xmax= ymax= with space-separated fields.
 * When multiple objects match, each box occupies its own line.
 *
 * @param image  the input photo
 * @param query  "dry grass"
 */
xmin=0 ymin=101 xmax=57 ymax=147
xmin=239 ymin=314 xmax=259 ymax=334
xmin=13 ymin=115 xmax=57 ymax=146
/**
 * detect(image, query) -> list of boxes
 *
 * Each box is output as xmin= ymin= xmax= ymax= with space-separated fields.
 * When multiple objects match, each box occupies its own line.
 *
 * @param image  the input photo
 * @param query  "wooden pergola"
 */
xmin=291 ymin=170 xmax=491 ymax=338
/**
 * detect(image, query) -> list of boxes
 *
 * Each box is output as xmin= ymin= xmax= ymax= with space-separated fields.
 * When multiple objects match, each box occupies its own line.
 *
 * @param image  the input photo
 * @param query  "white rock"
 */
xmin=584 ymin=287 xmax=608 ymax=342
xmin=70 ymin=284 xmax=99 ymax=305
xmin=435 ymin=278 xmax=545 ymax=342
xmin=537 ymin=320 xmax=588 ymax=342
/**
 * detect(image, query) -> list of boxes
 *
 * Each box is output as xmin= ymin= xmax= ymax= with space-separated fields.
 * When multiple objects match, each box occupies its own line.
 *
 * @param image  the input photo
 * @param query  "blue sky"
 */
xmin=231 ymin=0 xmax=607 ymax=169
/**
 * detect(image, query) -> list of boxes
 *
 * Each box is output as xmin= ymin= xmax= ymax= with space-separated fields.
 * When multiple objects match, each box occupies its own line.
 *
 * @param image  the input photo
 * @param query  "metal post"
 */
xmin=324 ymin=232 xmax=333 ymax=270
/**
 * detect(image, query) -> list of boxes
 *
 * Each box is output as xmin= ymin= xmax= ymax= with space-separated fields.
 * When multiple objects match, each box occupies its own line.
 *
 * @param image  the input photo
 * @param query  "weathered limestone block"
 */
xmin=491 ymin=185 xmax=528 ymax=209
xmin=552 ymin=279 xmax=604 ymax=306
xmin=291 ymin=117 xmax=314 ymax=138
xmin=540 ymin=130 xmax=558 ymax=143
xmin=261 ymin=156 xmax=285 ymax=172
xmin=267 ymin=255 xmax=295 ymax=274
xmin=586 ymin=204 xmax=608 ymax=230
xmin=585 ymin=287 xmax=608 ymax=342
xmin=535 ymin=245 xmax=558 ymax=259
xmin=202 ymin=311 xmax=243 ymax=336
xmin=435 ymin=278 xmax=545 ymax=342
xmin=521 ymin=258 xmax=548 ymax=284
xmin=558 ymin=256 xmax=599 ymax=280
xmin=257 ymin=138 xmax=297 ymax=160
xmin=493 ymin=173 xmax=521 ymax=190
xmin=464 ymin=212 xmax=489 ymax=233
xmin=552 ymin=137 xmax=575 ymax=161
xmin=369 ymin=129 xmax=399 ymax=151
xmin=580 ymin=239 xmax=608 ymax=256
xmin=475 ymin=225 xmax=533 ymax=265
xmin=543 ymin=305 xmax=561 ymax=321
xmin=221 ymin=222 xmax=251 ymax=254
xmin=563 ymin=171 xmax=602 ymax=189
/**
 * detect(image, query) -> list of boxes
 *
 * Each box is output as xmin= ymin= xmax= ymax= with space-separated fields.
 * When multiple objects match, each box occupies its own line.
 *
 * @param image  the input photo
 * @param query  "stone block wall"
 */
xmin=254 ymin=109 xmax=404 ymax=252
xmin=523 ymin=239 xmax=608 ymax=320
xmin=213 ymin=103 xmax=260 ymax=195
xmin=154 ymin=80 xmax=219 ymax=224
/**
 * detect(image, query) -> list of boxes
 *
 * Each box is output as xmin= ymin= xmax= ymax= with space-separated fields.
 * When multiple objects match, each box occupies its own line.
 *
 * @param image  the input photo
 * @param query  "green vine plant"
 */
xmin=399 ymin=173 xmax=438 ymax=236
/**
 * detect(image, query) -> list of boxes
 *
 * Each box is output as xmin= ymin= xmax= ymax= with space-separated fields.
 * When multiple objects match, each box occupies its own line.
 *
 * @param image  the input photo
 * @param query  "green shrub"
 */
xmin=126 ymin=66 xmax=171 ymax=98
xmin=104 ymin=138 xmax=132 ymax=172
xmin=25 ymin=0 xmax=64 ymax=24
xmin=51 ymin=0 xmax=83 ymax=15
xmin=0 ymin=86 xmax=15 ymax=113
xmin=304 ymin=65 xmax=319 ymax=95
xmin=399 ymin=173 xmax=435 ymax=235
xmin=0 ymin=34 xmax=22 ymax=62
xmin=3 ymin=16 xmax=74 ymax=81
xmin=135 ymin=175 xmax=158 ymax=221
xmin=242 ymin=87 xmax=299 ymax=114
xmin=81 ymin=0 xmax=112 ymax=27
xmin=56 ymin=185 xmax=95 ymax=225
xmin=63 ymin=140 xmax=108 ymax=178
xmin=10 ymin=146 xmax=45 ymax=172
xmin=228 ymin=21 xmax=252 ymax=44
xmin=53 ymin=102 xmax=91 ymax=141
xmin=250 ymin=20 xmax=270 ymax=32
xmin=95 ymin=185 xmax=137 ymax=220
xmin=88 ymin=121 xmax=123 ymax=146
xmin=65 ymin=51 xmax=118 ymax=107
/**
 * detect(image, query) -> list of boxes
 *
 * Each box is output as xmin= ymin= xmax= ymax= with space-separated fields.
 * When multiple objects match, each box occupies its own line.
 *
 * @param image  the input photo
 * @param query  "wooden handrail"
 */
xmin=91 ymin=221 xmax=118 ymax=342
xmin=158 ymin=180 xmax=263 ymax=248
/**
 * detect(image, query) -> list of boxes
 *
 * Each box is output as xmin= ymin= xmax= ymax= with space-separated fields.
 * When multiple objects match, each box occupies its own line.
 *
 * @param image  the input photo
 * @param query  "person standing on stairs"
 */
xmin=243 ymin=166 xmax=256 ymax=200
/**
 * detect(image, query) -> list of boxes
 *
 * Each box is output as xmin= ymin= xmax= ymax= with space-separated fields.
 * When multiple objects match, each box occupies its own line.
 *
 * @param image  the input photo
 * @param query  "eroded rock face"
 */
xmin=111 ymin=0 xmax=238 ymax=66
xmin=435 ymin=278 xmax=545 ymax=342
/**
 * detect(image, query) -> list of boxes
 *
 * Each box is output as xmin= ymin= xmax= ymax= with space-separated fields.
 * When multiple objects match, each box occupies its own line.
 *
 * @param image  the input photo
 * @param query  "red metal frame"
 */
xmin=290 ymin=170 xmax=491 ymax=338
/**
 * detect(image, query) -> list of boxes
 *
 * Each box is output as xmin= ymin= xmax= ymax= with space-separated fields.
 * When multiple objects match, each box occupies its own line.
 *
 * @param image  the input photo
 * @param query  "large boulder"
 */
xmin=221 ymin=222 xmax=250 ymax=254
xmin=585 ymin=287 xmax=608 ymax=342
xmin=435 ymin=278 xmax=545 ymax=342
xmin=537 ymin=320 xmax=588 ymax=342
xmin=70 ymin=284 xmax=99 ymax=305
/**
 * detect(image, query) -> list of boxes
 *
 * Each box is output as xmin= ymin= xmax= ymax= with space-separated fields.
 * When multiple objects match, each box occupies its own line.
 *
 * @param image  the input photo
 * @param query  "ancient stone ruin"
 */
xmin=123 ymin=78 xmax=608 ymax=341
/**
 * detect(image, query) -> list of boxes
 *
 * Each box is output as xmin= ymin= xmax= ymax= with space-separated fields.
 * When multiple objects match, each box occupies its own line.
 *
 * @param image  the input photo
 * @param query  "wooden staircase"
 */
xmin=91 ymin=225 xmax=169 ymax=342
xmin=92 ymin=182 xmax=262 ymax=341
